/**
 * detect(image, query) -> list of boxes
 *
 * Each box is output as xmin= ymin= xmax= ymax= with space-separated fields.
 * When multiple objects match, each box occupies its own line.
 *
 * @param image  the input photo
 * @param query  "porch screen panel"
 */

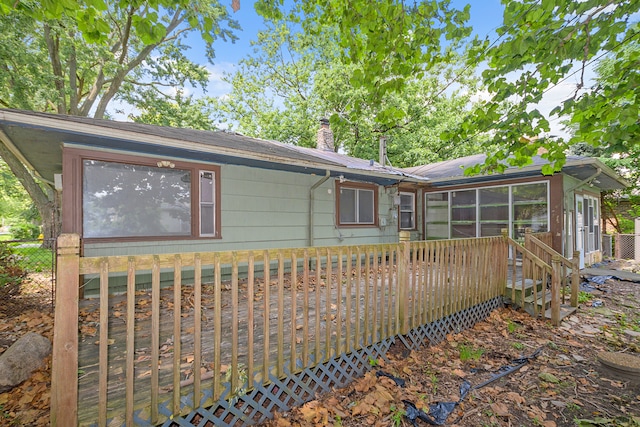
xmin=83 ymin=160 xmax=192 ymax=238
xmin=425 ymin=192 xmax=449 ymax=239
xmin=451 ymin=190 xmax=476 ymax=238
xmin=512 ymin=182 xmax=548 ymax=241
xmin=479 ymin=186 xmax=509 ymax=236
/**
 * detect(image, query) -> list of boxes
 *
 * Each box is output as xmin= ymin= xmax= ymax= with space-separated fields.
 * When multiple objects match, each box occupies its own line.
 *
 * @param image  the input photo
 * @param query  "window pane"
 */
xmin=400 ymin=212 xmax=414 ymax=229
xmin=425 ymin=192 xmax=448 ymax=239
xmin=400 ymin=194 xmax=413 ymax=210
xmin=512 ymin=183 xmax=547 ymax=240
xmin=200 ymin=205 xmax=215 ymax=235
xmin=339 ymin=188 xmax=357 ymax=223
xmin=480 ymin=186 xmax=508 ymax=236
xmin=83 ymin=160 xmax=191 ymax=238
xmin=200 ymin=171 xmax=214 ymax=203
xmin=358 ymin=189 xmax=374 ymax=223
xmin=451 ymin=190 xmax=476 ymax=238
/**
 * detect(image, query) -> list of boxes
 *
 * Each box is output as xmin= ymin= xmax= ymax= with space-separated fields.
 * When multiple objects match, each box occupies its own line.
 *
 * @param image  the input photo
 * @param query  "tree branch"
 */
xmin=43 ymin=22 xmax=67 ymax=114
xmin=93 ymin=8 xmax=186 ymax=118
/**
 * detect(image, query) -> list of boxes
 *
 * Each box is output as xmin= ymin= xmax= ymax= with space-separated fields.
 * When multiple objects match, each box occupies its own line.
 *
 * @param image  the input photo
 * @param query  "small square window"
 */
xmin=399 ymin=191 xmax=416 ymax=230
xmin=337 ymin=182 xmax=378 ymax=227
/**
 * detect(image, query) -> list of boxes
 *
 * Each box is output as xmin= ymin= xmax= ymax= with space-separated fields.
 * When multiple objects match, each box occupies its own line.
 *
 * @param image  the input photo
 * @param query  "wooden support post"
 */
xmin=571 ymin=251 xmax=580 ymax=307
xmin=614 ymin=233 xmax=620 ymax=259
xmin=51 ymin=234 xmax=80 ymax=427
xmin=551 ymin=255 xmax=562 ymax=326
xmin=398 ymin=240 xmax=410 ymax=335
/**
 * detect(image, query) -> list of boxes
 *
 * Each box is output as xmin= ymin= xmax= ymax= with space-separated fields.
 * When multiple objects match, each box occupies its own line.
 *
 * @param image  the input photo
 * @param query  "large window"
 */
xmin=399 ymin=191 xmax=416 ymax=230
xmin=424 ymin=181 xmax=549 ymax=240
xmin=68 ymin=149 xmax=221 ymax=240
xmin=337 ymin=181 xmax=377 ymax=226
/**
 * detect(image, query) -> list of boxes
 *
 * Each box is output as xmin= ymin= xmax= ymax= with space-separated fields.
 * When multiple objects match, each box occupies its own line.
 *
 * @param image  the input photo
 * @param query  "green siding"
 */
xmin=83 ymin=163 xmax=405 ymax=258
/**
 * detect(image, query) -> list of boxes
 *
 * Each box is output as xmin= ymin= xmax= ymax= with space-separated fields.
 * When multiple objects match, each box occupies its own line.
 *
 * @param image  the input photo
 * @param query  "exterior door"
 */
xmin=575 ymin=195 xmax=585 ymax=268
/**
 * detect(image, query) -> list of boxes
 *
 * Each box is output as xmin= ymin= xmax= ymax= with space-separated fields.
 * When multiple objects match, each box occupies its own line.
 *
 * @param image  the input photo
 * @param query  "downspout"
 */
xmin=309 ymin=170 xmax=331 ymax=246
xmin=563 ymin=168 xmax=601 ymax=258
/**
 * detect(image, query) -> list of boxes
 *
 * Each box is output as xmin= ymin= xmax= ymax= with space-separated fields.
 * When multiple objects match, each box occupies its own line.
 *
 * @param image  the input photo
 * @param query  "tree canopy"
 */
xmin=211 ymin=19 xmax=490 ymax=167
xmin=0 ymin=0 xmax=238 ymax=239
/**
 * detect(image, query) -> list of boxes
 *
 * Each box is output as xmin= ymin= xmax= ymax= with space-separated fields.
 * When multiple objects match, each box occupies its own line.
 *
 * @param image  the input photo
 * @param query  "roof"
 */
xmin=0 ymin=109 xmax=425 ymax=186
xmin=403 ymin=153 xmax=628 ymax=191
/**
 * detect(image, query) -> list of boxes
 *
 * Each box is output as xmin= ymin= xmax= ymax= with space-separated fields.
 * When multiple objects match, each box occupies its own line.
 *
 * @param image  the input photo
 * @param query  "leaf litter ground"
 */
xmin=2 ymin=261 xmax=640 ymax=426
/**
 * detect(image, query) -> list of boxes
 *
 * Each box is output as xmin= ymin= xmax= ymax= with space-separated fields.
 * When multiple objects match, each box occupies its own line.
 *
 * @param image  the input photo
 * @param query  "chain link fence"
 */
xmin=613 ymin=234 xmax=638 ymax=260
xmin=602 ymin=234 xmax=613 ymax=258
xmin=0 ymin=239 xmax=56 ymax=318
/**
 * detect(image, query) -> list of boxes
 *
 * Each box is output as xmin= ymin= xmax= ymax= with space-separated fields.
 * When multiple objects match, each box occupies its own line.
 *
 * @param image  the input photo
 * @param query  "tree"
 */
xmin=0 ymin=0 xmax=238 ymax=241
xmin=448 ymin=0 xmax=640 ymax=175
xmin=211 ymin=20 xmax=490 ymax=167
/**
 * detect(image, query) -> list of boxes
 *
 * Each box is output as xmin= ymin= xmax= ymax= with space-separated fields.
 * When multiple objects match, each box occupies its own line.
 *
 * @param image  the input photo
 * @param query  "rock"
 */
xmin=0 ymin=332 xmax=51 ymax=393
xmin=624 ymin=329 xmax=640 ymax=338
xmin=572 ymin=354 xmax=586 ymax=362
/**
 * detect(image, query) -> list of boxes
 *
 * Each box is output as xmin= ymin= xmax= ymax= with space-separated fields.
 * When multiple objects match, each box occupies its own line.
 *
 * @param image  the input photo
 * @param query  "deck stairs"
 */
xmin=504 ymin=231 xmax=580 ymax=325
xmin=505 ymin=275 xmax=577 ymax=322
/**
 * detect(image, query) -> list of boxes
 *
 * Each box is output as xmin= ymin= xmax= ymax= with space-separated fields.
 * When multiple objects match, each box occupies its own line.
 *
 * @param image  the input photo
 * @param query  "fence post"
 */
xmin=50 ymin=233 xmax=80 ymax=427
xmin=570 ymin=251 xmax=580 ymax=307
xmin=551 ymin=255 xmax=561 ymax=326
xmin=398 ymin=232 xmax=411 ymax=335
xmin=614 ymin=233 xmax=620 ymax=259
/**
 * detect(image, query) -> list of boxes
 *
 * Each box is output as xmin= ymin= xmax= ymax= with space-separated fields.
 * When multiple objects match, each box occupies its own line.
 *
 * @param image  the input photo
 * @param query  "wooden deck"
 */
xmin=77 ymin=267 xmax=406 ymax=425
xmin=50 ymin=237 xmax=511 ymax=426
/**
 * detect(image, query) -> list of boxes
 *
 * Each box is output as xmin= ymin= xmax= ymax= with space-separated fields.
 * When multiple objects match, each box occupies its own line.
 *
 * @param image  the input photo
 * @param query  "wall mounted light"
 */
xmin=157 ymin=160 xmax=175 ymax=168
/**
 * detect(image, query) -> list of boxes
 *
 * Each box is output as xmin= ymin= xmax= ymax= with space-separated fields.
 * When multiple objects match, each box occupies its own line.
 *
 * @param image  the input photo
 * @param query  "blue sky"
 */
xmin=116 ymin=1 xmax=577 ymax=138
xmin=208 ymin=0 xmax=506 ymax=65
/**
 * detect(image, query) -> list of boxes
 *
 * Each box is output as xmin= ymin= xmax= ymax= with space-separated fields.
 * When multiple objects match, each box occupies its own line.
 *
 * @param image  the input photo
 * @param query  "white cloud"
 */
xmin=204 ymin=62 xmax=235 ymax=98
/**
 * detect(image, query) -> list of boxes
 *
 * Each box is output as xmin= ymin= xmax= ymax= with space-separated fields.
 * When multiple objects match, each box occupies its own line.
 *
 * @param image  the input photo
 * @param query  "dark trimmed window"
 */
xmin=336 ymin=181 xmax=378 ymax=227
xmin=65 ymin=148 xmax=221 ymax=241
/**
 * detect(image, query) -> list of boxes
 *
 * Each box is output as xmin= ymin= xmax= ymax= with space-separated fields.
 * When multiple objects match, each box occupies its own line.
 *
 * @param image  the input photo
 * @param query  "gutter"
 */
xmin=563 ymin=168 xmax=601 ymax=259
xmin=309 ymin=170 xmax=331 ymax=246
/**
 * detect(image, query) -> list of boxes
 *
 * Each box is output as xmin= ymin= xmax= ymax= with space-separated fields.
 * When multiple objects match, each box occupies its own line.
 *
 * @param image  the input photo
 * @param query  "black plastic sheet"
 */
xmin=402 ymin=348 xmax=542 ymax=425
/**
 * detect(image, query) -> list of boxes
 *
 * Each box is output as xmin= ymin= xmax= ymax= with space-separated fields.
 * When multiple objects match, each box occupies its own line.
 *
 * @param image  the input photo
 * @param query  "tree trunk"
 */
xmin=0 ymin=139 xmax=60 ymax=246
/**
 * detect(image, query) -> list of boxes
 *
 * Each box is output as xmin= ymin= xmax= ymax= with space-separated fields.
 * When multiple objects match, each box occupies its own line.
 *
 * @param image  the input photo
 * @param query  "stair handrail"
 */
xmin=503 ymin=232 xmax=563 ymax=326
xmin=505 ymin=235 xmax=551 ymax=318
xmin=524 ymin=230 xmax=580 ymax=308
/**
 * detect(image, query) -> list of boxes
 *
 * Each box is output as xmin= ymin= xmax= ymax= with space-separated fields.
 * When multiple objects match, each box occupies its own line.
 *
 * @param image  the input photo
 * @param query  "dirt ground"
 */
xmin=2 ymin=261 xmax=640 ymax=426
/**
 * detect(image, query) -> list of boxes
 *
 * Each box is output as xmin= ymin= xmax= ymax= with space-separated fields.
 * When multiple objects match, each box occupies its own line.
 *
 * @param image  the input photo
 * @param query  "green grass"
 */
xmin=6 ymin=244 xmax=54 ymax=272
xmin=459 ymin=344 xmax=484 ymax=362
xmin=578 ymin=291 xmax=594 ymax=304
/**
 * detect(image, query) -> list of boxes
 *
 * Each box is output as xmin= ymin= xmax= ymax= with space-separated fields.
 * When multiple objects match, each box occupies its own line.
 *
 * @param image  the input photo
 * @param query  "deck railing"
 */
xmin=504 ymin=230 xmax=579 ymax=326
xmin=51 ymin=234 xmax=507 ymax=426
xmin=524 ymin=230 xmax=580 ymax=308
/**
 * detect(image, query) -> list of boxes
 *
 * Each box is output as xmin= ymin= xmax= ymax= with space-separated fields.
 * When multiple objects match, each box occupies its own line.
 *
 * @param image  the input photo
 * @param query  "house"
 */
xmin=403 ymin=154 xmax=628 ymax=268
xmin=0 ymin=108 xmax=627 ymax=289
xmin=0 ymin=110 xmax=429 ymax=293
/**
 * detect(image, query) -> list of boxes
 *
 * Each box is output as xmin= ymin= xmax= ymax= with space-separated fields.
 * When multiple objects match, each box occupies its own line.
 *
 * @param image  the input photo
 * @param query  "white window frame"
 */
xmin=399 ymin=191 xmax=416 ymax=230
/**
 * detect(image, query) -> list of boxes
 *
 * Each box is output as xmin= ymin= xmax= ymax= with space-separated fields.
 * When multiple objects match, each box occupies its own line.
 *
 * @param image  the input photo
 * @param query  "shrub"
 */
xmin=0 ymin=244 xmax=27 ymax=307
xmin=9 ymin=223 xmax=40 ymax=240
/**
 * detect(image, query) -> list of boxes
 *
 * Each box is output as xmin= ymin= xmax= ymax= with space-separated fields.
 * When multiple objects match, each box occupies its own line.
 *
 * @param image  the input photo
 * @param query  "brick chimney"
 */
xmin=316 ymin=118 xmax=335 ymax=152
